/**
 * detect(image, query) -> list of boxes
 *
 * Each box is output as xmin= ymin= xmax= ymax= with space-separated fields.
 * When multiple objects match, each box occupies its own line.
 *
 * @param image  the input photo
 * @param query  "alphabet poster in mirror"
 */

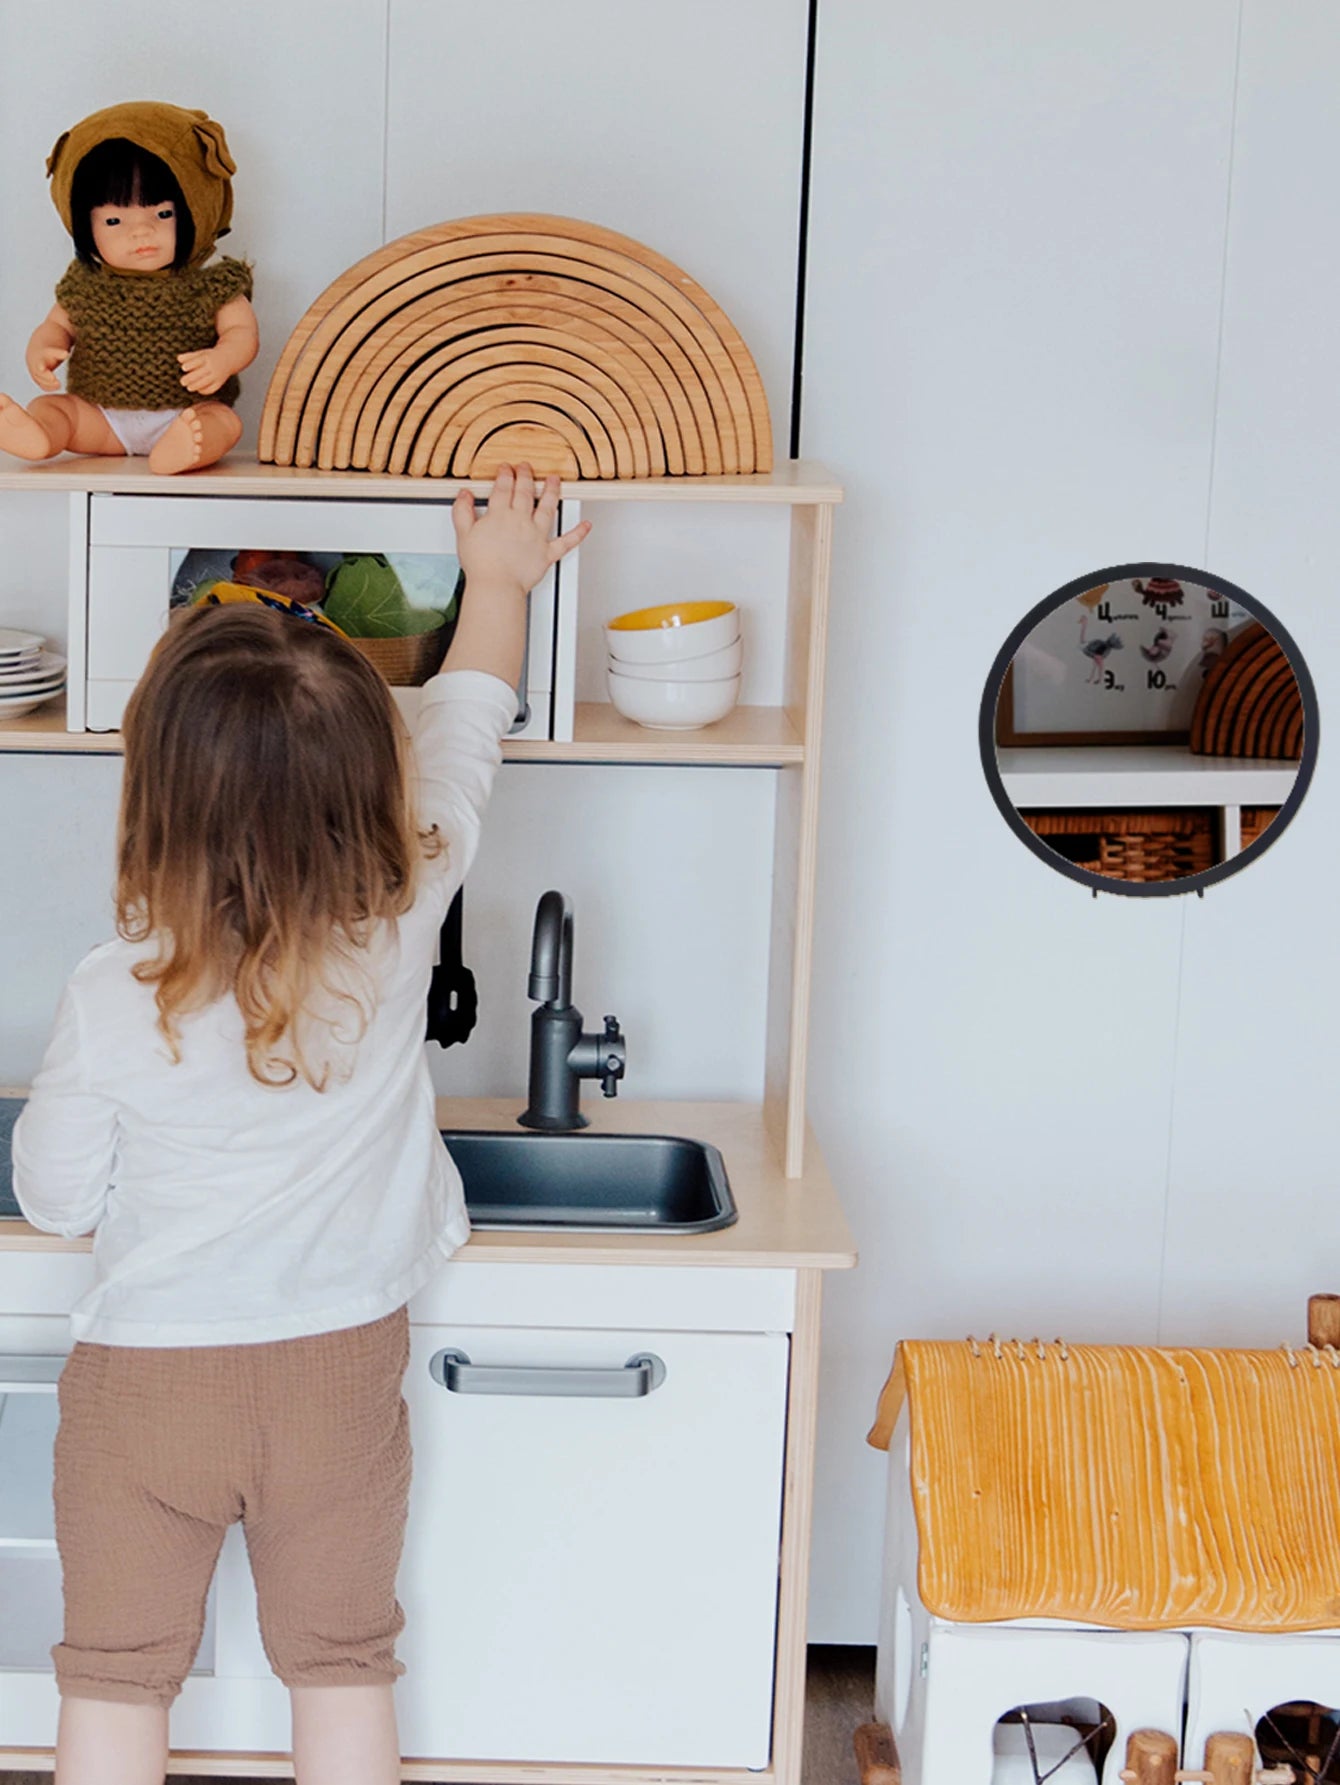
xmin=996 ymin=575 xmax=1252 ymax=746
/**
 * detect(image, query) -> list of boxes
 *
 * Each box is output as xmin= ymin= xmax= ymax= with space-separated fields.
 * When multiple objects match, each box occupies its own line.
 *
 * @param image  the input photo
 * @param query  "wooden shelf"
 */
xmin=0 ymin=698 xmax=116 ymax=755
xmin=998 ymin=744 xmax=1300 ymax=808
xmin=0 ymin=694 xmax=804 ymax=766
xmin=515 ymin=703 xmax=803 ymax=764
xmin=0 ymin=452 xmax=844 ymax=505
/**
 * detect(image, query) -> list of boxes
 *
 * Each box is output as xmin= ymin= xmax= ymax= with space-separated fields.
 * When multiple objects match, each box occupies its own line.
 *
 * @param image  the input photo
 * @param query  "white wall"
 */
xmin=3 ymin=0 xmax=1337 ymax=1652
xmin=803 ymin=0 xmax=1340 ymax=1639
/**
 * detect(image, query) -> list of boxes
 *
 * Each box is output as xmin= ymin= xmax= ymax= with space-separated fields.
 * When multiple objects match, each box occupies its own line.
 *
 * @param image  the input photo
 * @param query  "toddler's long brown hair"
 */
xmin=116 ymin=602 xmax=442 ymax=1089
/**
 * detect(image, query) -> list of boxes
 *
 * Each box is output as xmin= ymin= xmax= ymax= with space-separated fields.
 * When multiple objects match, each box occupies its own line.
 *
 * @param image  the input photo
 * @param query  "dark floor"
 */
xmin=801 ymin=1644 xmax=879 ymax=1785
xmin=0 ymin=1645 xmax=878 ymax=1784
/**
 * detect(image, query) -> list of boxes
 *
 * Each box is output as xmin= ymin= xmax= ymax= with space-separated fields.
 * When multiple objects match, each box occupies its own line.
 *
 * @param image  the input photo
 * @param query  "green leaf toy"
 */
xmin=323 ymin=553 xmax=459 ymax=639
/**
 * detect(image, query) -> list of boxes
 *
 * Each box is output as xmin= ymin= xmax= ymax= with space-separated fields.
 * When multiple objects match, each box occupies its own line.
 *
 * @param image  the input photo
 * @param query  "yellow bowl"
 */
xmin=605 ymin=601 xmax=739 ymax=665
xmin=608 ymin=599 xmax=737 ymax=632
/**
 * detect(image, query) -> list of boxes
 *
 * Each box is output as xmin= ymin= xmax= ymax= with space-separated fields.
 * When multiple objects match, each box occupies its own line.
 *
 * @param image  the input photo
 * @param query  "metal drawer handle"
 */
xmin=429 ymin=1348 xmax=666 ymax=1398
xmin=0 ymin=1355 xmax=66 ymax=1393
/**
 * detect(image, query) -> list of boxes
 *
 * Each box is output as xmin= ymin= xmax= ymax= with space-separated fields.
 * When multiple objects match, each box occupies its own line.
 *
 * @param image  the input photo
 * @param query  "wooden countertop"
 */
xmin=0 ymin=1095 xmax=857 ymax=1271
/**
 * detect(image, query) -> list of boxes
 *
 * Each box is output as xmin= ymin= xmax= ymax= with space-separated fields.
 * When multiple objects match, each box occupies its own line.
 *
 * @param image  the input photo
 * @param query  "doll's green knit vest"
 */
xmin=55 ymin=257 xmax=253 ymax=410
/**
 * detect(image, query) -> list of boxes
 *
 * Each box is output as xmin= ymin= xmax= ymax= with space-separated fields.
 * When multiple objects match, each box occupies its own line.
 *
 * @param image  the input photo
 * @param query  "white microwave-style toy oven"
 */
xmin=67 ymin=492 xmax=578 ymax=739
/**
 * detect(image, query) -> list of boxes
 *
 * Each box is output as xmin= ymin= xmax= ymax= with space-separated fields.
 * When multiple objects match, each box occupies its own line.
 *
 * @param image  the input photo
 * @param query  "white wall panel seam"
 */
xmin=1155 ymin=897 xmax=1189 ymax=1345
xmin=1202 ymin=0 xmax=1247 ymax=566
xmin=382 ymin=0 xmax=394 ymax=244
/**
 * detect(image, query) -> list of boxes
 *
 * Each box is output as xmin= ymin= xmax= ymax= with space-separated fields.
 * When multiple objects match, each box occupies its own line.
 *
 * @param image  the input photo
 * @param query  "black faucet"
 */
xmin=517 ymin=891 xmax=625 ymax=1130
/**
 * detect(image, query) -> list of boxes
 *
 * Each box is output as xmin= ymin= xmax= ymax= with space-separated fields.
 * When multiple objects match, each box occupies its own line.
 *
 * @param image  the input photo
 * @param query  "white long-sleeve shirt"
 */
xmin=12 ymin=670 xmax=517 ymax=1347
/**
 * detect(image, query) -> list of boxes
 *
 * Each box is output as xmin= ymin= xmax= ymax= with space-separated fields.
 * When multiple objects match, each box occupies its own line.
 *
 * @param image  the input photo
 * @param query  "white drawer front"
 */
xmin=409 ymin=1260 xmax=795 ymax=1331
xmin=0 ymin=1257 xmax=96 ymax=1315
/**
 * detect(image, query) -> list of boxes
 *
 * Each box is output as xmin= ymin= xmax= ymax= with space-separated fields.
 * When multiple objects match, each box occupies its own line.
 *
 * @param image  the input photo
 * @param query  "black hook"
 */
xmin=426 ymin=886 xmax=478 ymax=1048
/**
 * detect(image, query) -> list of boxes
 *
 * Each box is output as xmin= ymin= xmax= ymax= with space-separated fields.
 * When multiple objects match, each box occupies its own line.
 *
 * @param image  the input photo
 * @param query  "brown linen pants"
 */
xmin=51 ymin=1303 xmax=412 ymax=1708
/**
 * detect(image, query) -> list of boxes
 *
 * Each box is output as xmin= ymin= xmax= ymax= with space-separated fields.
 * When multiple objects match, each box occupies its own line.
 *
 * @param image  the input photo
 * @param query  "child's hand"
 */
xmin=27 ymin=346 xmax=68 ymax=391
xmin=451 ymin=464 xmax=592 ymax=595
xmin=177 ymin=348 xmax=228 ymax=395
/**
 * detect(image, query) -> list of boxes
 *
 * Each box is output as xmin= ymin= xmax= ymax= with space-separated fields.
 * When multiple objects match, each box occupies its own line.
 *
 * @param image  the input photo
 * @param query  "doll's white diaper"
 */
xmin=100 ymin=407 xmax=180 ymax=456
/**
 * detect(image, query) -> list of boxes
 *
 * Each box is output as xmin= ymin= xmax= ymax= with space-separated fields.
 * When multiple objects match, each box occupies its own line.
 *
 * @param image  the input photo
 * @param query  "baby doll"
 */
xmin=0 ymin=101 xmax=258 ymax=475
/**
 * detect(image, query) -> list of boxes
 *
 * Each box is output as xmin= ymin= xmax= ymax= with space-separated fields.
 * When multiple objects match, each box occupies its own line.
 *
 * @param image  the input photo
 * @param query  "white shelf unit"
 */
xmin=998 ymin=745 xmax=1297 ymax=860
xmin=0 ymin=457 xmax=843 ymax=1179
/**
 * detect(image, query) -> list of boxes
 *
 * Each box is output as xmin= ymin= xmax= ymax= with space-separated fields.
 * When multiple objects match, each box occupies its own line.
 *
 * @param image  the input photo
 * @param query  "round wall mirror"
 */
xmin=979 ymin=564 xmax=1319 ymax=896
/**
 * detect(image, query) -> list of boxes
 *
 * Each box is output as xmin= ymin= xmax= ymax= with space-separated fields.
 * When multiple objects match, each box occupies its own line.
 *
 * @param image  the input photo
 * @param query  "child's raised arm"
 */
xmin=442 ymin=464 xmax=590 ymax=687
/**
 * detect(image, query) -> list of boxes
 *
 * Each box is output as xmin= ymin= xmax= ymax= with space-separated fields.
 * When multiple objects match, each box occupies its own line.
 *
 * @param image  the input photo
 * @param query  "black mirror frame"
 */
xmin=979 ymin=562 xmax=1321 ymax=897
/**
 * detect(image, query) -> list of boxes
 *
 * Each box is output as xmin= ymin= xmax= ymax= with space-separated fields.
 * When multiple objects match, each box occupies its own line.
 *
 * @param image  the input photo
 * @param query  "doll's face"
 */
xmin=90 ymin=199 xmax=177 ymax=272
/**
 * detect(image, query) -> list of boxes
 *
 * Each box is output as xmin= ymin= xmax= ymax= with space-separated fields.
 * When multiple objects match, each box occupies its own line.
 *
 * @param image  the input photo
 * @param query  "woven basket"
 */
xmin=1240 ymin=806 xmax=1282 ymax=849
xmin=1022 ymin=809 xmax=1216 ymax=883
xmin=345 ymin=627 xmax=447 ymax=686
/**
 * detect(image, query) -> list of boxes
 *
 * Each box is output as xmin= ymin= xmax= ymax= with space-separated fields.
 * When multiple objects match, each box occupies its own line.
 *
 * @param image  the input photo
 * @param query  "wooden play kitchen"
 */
xmin=0 ymin=370 xmax=849 ymax=1785
xmin=0 ymin=209 xmax=854 ymax=1777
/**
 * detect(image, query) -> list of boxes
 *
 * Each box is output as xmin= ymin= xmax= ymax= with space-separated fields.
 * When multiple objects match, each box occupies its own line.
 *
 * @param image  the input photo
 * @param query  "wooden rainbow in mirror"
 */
xmin=258 ymin=214 xmax=773 ymax=480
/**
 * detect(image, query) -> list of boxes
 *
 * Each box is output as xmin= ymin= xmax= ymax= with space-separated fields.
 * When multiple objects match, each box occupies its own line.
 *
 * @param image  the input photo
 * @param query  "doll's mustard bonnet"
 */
xmin=46 ymin=101 xmax=236 ymax=266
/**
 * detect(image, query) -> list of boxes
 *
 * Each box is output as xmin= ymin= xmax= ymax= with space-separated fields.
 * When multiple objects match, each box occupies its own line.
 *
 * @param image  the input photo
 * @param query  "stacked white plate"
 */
xmin=0 ymin=629 xmax=67 ymax=719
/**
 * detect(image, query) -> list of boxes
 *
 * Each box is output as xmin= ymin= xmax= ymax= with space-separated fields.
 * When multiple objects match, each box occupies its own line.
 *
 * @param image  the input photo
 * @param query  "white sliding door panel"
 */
xmin=801 ymin=0 xmax=1242 ymax=1638
xmin=1160 ymin=0 xmax=1340 ymax=1346
xmin=384 ymin=0 xmax=808 ymax=468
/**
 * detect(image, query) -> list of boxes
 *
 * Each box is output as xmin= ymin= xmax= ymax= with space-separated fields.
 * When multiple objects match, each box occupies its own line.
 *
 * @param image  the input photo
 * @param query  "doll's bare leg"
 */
xmin=0 ymin=392 xmax=122 ymax=461
xmin=148 ymin=403 xmax=243 ymax=475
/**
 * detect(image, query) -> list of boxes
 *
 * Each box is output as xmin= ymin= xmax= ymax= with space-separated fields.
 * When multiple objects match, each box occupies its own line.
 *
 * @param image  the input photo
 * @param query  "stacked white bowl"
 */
xmin=604 ymin=601 xmax=741 ymax=730
xmin=0 ymin=628 xmax=66 ymax=719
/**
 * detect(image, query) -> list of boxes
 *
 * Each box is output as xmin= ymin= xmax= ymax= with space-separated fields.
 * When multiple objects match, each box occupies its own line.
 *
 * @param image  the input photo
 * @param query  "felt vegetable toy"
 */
xmin=233 ymin=556 xmax=327 ymax=607
xmin=0 ymin=101 xmax=257 ymax=476
xmin=322 ymin=553 xmax=460 ymax=638
xmin=233 ymin=548 xmax=298 ymax=580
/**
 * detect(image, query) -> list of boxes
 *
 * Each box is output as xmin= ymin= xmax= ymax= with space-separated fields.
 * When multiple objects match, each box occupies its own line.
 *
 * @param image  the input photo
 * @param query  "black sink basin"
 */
xmin=0 ymin=1100 xmax=737 ymax=1234
xmin=0 ymin=1098 xmax=19 ymax=1219
xmin=441 ymin=1130 xmax=737 ymax=1233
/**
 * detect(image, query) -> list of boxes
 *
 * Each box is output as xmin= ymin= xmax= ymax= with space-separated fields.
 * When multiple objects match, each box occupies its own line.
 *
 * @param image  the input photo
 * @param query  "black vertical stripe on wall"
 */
xmin=789 ymin=0 xmax=820 ymax=458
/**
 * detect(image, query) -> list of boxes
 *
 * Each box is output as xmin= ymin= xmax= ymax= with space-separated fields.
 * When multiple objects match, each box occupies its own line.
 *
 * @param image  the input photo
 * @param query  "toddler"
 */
xmin=12 ymin=464 xmax=589 ymax=1785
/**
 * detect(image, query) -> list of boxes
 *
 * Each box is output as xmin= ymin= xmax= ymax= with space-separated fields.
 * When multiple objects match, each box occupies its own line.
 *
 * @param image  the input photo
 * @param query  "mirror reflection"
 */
xmin=985 ymin=570 xmax=1314 ymax=893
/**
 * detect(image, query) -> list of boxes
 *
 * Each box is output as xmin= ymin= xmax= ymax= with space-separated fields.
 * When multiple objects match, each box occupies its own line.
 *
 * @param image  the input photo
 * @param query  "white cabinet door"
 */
xmin=395 ymin=1322 xmax=789 ymax=1767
